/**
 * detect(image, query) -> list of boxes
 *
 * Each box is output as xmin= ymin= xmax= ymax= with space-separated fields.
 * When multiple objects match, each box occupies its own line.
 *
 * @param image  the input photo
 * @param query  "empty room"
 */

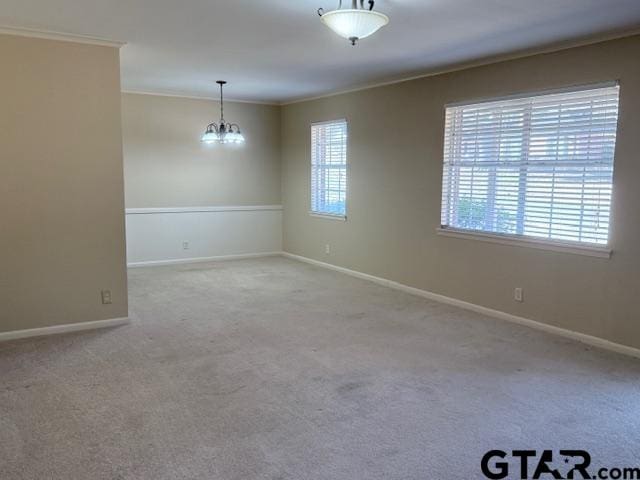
xmin=2 ymin=1 xmax=640 ymax=479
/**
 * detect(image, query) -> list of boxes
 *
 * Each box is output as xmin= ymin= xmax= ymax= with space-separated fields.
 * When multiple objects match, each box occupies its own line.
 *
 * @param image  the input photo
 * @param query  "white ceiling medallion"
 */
xmin=318 ymin=0 xmax=389 ymax=46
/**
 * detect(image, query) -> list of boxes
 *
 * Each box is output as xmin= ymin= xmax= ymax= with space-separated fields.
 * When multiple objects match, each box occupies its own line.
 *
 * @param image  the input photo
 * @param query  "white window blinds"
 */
xmin=311 ymin=120 xmax=348 ymax=217
xmin=441 ymin=84 xmax=620 ymax=246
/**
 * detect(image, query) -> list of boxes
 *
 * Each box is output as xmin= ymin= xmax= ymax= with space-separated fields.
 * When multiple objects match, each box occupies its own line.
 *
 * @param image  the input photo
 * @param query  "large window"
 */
xmin=311 ymin=119 xmax=348 ymax=218
xmin=440 ymin=84 xmax=620 ymax=248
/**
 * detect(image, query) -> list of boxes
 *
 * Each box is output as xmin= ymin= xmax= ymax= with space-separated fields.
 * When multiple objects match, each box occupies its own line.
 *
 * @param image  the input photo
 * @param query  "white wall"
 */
xmin=126 ymin=206 xmax=282 ymax=267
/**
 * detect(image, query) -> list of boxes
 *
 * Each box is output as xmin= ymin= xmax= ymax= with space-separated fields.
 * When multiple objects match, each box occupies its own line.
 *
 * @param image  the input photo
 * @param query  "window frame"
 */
xmin=309 ymin=118 xmax=349 ymax=220
xmin=438 ymin=82 xmax=619 ymax=259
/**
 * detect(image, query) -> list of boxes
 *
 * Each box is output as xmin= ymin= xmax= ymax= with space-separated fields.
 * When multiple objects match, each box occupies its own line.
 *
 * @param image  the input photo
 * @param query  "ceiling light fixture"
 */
xmin=202 ymin=81 xmax=245 ymax=145
xmin=318 ymin=0 xmax=389 ymax=46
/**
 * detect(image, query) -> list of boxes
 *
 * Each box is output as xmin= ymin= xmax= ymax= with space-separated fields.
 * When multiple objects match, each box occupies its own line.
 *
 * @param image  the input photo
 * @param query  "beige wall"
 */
xmin=0 ymin=34 xmax=128 ymax=333
xmin=122 ymin=93 xmax=281 ymax=208
xmin=282 ymin=35 xmax=640 ymax=349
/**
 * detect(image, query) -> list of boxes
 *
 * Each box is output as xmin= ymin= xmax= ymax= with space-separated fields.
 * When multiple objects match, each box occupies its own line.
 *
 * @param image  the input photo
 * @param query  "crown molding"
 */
xmin=0 ymin=25 xmax=125 ymax=48
xmin=121 ymin=89 xmax=279 ymax=106
xmin=281 ymin=27 xmax=640 ymax=106
xmin=3 ymin=24 xmax=635 ymax=104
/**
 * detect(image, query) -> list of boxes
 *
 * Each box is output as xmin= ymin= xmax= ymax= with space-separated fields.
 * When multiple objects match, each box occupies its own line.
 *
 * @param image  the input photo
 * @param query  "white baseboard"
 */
xmin=282 ymin=252 xmax=640 ymax=360
xmin=0 ymin=317 xmax=130 ymax=342
xmin=128 ymin=252 xmax=283 ymax=268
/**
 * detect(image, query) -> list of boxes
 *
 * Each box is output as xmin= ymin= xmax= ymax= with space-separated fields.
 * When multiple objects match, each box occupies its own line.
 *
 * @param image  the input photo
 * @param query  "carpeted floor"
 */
xmin=1 ymin=257 xmax=640 ymax=479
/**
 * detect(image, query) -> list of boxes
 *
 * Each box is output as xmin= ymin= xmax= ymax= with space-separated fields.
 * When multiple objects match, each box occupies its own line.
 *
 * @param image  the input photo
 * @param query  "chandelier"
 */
xmin=318 ymin=0 xmax=389 ymax=46
xmin=202 ymin=81 xmax=245 ymax=145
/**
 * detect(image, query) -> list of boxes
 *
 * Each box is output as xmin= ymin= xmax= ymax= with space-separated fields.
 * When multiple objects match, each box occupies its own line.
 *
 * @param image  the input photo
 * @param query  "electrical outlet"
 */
xmin=325 ymin=244 xmax=331 ymax=255
xmin=183 ymin=241 xmax=190 ymax=250
xmin=514 ymin=288 xmax=524 ymax=303
xmin=101 ymin=290 xmax=112 ymax=305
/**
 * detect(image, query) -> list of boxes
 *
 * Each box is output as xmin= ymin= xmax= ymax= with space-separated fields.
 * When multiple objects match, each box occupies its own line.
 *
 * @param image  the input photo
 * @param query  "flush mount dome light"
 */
xmin=318 ymin=0 xmax=389 ymax=45
xmin=202 ymin=81 xmax=245 ymax=145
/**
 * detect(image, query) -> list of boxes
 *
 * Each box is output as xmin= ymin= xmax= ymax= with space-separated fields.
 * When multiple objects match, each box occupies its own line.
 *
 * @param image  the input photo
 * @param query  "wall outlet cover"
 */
xmin=514 ymin=288 xmax=524 ymax=303
xmin=101 ymin=290 xmax=112 ymax=305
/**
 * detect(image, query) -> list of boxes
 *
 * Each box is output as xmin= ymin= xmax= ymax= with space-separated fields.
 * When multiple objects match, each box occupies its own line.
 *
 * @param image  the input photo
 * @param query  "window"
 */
xmin=311 ymin=120 xmax=348 ymax=218
xmin=440 ymin=84 xmax=620 ymax=248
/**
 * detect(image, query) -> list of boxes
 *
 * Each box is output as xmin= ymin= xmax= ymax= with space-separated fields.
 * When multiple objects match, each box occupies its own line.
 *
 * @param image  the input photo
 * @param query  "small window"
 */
xmin=440 ymin=84 xmax=620 ymax=246
xmin=311 ymin=120 xmax=348 ymax=218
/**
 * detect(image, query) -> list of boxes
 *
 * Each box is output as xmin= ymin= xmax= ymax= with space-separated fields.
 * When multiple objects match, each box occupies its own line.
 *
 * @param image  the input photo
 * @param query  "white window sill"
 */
xmin=436 ymin=227 xmax=611 ymax=259
xmin=309 ymin=212 xmax=347 ymax=221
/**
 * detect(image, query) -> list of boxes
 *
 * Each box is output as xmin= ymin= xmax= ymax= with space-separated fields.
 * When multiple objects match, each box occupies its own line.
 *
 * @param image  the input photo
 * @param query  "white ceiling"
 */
xmin=1 ymin=0 xmax=639 ymax=103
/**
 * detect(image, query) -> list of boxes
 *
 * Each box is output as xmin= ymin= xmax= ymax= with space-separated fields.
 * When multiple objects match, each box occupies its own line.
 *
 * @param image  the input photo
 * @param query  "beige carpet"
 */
xmin=2 ymin=257 xmax=640 ymax=479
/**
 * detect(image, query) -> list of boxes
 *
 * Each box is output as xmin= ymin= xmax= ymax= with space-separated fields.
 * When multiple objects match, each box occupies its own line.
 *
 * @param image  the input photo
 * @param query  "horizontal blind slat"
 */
xmin=441 ymin=85 xmax=619 ymax=245
xmin=311 ymin=120 xmax=348 ymax=216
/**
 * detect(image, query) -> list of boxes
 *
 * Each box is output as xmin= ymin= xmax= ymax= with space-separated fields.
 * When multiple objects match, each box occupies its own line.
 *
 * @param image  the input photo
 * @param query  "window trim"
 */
xmin=437 ymin=227 xmax=612 ymax=259
xmin=445 ymin=80 xmax=619 ymax=109
xmin=309 ymin=118 xmax=349 ymax=221
xmin=308 ymin=212 xmax=348 ymax=221
xmin=440 ymin=82 xmax=620 ymax=254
